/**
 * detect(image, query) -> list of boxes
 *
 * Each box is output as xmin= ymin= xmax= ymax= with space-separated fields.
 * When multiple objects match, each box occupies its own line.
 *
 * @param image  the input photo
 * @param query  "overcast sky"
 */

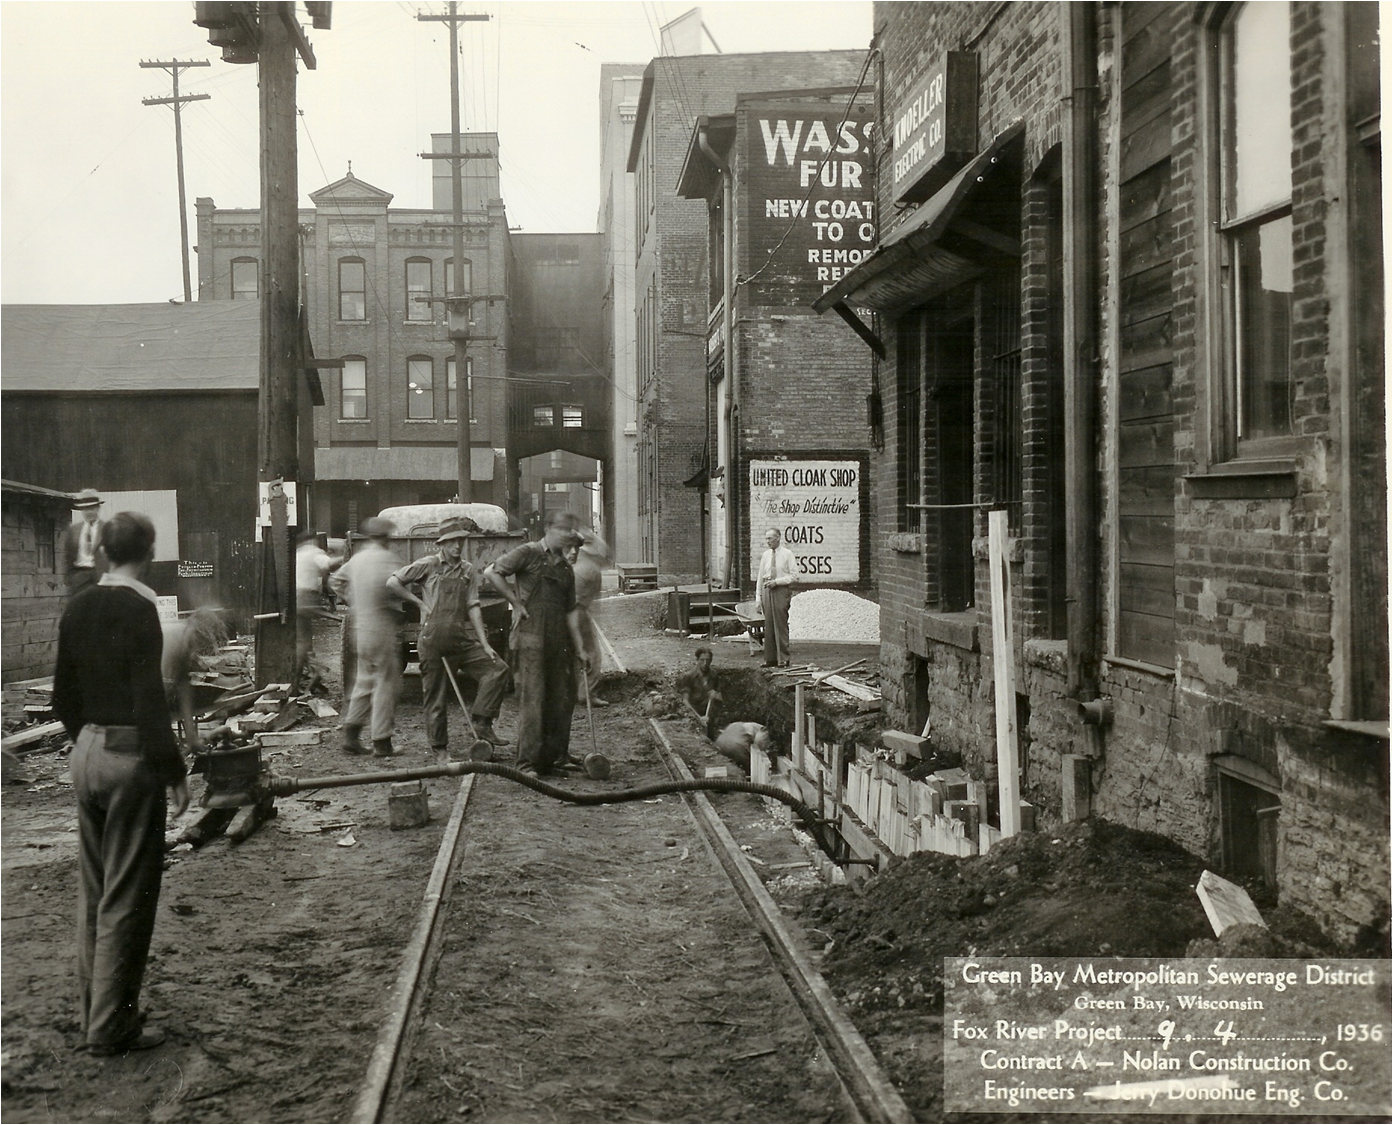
xmin=2 ymin=0 xmax=872 ymax=305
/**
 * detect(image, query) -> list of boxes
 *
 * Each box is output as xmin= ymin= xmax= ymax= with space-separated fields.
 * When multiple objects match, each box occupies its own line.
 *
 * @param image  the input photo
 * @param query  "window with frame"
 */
xmin=405 ymin=258 xmax=432 ymax=322
xmin=339 ymin=258 xmax=367 ymax=321
xmin=446 ymin=357 xmax=475 ymax=422
xmin=533 ymin=405 xmax=555 ymax=427
xmin=231 ymin=257 xmax=258 ymax=301
xmin=561 ymin=405 xmax=584 ymax=429
xmin=407 ymin=356 xmax=434 ymax=418
xmin=1216 ymin=0 xmax=1294 ymax=452
xmin=341 ymin=357 xmax=368 ymax=419
xmin=445 ymin=258 xmax=472 ymax=296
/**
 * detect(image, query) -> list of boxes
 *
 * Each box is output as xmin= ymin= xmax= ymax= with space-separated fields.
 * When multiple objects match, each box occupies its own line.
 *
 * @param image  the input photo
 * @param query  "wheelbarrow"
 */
xmin=734 ymin=601 xmax=765 ymax=657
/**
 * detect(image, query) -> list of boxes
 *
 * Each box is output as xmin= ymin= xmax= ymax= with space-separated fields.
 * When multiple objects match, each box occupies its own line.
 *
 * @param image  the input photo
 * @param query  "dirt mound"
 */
xmin=799 ymin=819 xmax=1210 ymax=997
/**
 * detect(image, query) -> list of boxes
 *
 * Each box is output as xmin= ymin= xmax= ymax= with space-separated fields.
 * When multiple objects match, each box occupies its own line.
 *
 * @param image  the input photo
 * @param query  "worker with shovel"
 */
xmin=388 ymin=516 xmax=510 ymax=757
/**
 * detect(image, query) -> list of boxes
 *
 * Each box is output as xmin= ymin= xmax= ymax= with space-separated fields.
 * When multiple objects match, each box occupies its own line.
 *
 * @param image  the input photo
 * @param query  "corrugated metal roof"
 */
xmin=1 ymin=302 xmax=260 ymax=393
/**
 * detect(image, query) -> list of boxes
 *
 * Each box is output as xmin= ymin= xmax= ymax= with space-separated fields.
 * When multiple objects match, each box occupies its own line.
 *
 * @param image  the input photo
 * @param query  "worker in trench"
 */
xmin=387 ymin=515 xmax=510 ymax=756
xmin=485 ymin=511 xmax=589 ymax=777
xmin=675 ymin=646 xmax=723 ymax=740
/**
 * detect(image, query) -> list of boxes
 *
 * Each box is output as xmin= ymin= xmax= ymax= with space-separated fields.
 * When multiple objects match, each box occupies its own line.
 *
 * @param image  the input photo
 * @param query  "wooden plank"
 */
xmin=1120 ymin=312 xmax=1173 ymax=370
xmin=1122 ymin=1 xmax=1171 ymax=39
xmin=1120 ymin=262 xmax=1173 ymax=325
xmin=1121 ymin=115 xmax=1172 ymax=182
xmin=987 ymin=512 xmax=1020 ymax=838
xmin=1120 ymin=561 xmax=1177 ymax=618
xmin=1118 ymin=364 xmax=1174 ymax=421
xmin=1119 ymin=465 xmax=1178 ymax=517
xmin=1117 ymin=419 xmax=1174 ymax=468
xmin=1122 ymin=11 xmax=1174 ymax=83
xmin=1119 ymin=513 xmax=1175 ymax=566
xmin=1120 ymin=212 xmax=1174 ymax=278
xmin=1 ymin=720 xmax=65 ymax=755
xmin=1122 ymin=60 xmax=1172 ymax=133
xmin=1120 ymin=161 xmax=1172 ymax=231
xmin=1197 ymin=870 xmax=1267 ymax=935
xmin=1118 ymin=608 xmax=1175 ymax=668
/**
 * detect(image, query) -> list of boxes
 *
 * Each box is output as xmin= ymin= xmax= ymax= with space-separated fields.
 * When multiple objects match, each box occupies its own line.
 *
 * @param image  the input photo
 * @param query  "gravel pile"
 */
xmin=787 ymin=588 xmax=880 ymax=644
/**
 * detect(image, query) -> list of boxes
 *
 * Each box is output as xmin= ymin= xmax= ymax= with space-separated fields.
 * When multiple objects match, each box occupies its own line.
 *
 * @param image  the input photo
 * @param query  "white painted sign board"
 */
xmin=748 ymin=459 xmax=860 ymax=583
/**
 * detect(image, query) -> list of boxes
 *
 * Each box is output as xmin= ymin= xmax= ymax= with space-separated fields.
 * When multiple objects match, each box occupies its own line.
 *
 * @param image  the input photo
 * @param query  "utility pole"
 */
xmin=194 ymin=1 xmax=328 ymax=685
xmin=418 ymin=2 xmax=490 ymax=502
xmin=140 ymin=59 xmax=210 ymax=302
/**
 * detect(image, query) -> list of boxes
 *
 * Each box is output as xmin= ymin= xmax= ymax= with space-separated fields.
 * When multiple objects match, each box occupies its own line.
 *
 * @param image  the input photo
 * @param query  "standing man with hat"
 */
xmin=387 ymin=516 xmax=510 ymax=755
xmin=62 ymin=488 xmax=107 ymax=595
xmin=333 ymin=517 xmax=404 ymax=758
xmin=485 ymin=511 xmax=589 ymax=776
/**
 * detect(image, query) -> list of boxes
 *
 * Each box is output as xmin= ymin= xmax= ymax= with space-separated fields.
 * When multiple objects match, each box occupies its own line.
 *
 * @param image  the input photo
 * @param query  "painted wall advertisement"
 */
xmin=749 ymin=459 xmax=860 ymax=584
xmin=743 ymin=99 xmax=875 ymax=306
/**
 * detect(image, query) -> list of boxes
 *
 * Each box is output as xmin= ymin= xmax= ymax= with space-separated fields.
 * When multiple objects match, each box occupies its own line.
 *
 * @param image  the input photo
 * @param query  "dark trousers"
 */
xmin=512 ymin=606 xmax=576 ymax=771
xmin=72 ymin=724 xmax=167 ymax=1049
xmin=419 ymin=636 xmax=509 ymax=750
xmin=761 ymin=584 xmax=792 ymax=664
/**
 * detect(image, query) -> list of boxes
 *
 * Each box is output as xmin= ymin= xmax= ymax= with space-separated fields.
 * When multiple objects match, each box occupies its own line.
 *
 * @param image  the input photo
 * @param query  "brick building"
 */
xmin=678 ymin=84 xmax=879 ymax=590
xmin=196 ymin=134 xmax=513 ymax=532
xmin=626 ymin=49 xmax=870 ymax=581
xmin=599 ymin=64 xmax=646 ymax=562
xmin=815 ymin=2 xmax=1386 ymax=943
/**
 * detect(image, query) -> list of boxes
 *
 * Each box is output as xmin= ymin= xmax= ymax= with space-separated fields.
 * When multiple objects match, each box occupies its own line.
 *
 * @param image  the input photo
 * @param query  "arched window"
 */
xmin=405 ymin=257 xmax=432 ymax=322
xmin=231 ymin=257 xmax=258 ymax=301
xmin=407 ymin=355 xmax=434 ymax=419
xmin=341 ymin=356 xmax=368 ymax=419
xmin=338 ymin=257 xmax=367 ymax=321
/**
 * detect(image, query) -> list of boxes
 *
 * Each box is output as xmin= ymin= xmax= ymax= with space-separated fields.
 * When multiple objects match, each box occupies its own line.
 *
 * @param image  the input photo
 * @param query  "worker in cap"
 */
xmin=62 ymin=488 xmax=107 ymax=595
xmin=387 ymin=515 xmax=511 ymax=756
xmin=332 ymin=517 xmax=404 ymax=757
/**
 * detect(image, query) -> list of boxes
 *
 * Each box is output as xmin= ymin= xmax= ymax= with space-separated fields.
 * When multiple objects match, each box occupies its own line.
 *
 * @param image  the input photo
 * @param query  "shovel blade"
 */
xmin=584 ymin=752 xmax=611 ymax=780
xmin=468 ymin=738 xmax=495 ymax=761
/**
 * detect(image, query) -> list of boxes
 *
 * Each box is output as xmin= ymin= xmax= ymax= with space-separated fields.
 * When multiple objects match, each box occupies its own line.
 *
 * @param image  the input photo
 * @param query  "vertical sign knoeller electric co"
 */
xmin=892 ymin=52 xmax=979 ymax=204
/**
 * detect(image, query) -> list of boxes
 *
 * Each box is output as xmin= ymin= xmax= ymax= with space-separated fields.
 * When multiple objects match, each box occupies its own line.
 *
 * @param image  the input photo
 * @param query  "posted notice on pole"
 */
xmin=944 ymin=957 xmax=1390 ymax=1115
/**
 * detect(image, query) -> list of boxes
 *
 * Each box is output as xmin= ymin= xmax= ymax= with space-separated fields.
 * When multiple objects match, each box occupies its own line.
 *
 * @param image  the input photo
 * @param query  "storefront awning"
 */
xmin=812 ymin=120 xmax=1025 ymax=317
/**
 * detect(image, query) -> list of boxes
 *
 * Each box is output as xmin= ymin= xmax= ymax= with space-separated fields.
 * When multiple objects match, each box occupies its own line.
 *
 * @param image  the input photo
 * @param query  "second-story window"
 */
xmin=562 ymin=405 xmax=583 ymax=429
xmin=339 ymin=258 xmax=367 ymax=321
xmin=407 ymin=356 xmax=434 ymax=419
xmin=406 ymin=258 xmax=431 ymax=322
xmin=341 ymin=357 xmax=368 ymax=419
xmin=533 ymin=405 xmax=554 ymax=427
xmin=231 ymin=257 xmax=258 ymax=301
xmin=445 ymin=258 xmax=472 ymax=296
xmin=446 ymin=356 xmax=475 ymax=422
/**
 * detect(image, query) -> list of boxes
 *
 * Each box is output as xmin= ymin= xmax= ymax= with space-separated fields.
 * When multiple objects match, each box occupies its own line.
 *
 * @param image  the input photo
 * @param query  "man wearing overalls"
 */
xmin=485 ymin=512 xmax=589 ymax=776
xmin=388 ymin=516 xmax=510 ymax=755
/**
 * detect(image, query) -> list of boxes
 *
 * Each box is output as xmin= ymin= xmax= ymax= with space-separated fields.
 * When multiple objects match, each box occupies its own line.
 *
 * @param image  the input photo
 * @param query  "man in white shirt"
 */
xmin=62 ymin=488 xmax=107 ymax=595
xmin=754 ymin=527 xmax=797 ymax=667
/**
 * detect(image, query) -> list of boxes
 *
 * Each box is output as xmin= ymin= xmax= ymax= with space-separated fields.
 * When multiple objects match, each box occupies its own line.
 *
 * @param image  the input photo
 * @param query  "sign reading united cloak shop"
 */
xmin=749 ymin=459 xmax=861 ymax=583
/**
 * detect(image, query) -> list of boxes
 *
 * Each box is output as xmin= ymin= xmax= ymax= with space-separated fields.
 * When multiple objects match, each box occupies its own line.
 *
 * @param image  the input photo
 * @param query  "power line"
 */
xmin=140 ymin=57 xmax=212 ymax=302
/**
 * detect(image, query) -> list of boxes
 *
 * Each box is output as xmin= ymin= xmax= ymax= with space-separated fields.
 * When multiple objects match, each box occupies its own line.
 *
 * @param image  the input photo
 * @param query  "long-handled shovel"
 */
xmin=442 ymin=659 xmax=497 ymax=761
xmin=581 ymin=676 xmax=611 ymax=780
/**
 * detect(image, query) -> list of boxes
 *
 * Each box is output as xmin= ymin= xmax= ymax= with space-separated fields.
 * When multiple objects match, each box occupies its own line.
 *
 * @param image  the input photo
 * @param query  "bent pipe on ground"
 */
xmin=266 ymin=762 xmax=837 ymax=858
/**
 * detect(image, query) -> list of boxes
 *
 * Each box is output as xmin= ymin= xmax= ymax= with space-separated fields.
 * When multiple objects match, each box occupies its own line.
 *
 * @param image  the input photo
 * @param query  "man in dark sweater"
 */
xmin=53 ymin=511 xmax=189 ymax=1056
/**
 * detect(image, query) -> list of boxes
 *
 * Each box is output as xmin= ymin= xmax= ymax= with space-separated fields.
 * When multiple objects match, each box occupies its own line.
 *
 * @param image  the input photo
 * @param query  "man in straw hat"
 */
xmin=61 ymin=488 xmax=107 ymax=595
xmin=387 ymin=515 xmax=510 ymax=755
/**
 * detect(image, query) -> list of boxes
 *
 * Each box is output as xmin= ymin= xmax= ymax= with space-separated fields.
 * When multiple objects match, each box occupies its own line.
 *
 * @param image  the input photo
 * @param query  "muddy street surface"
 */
xmin=1 ymin=594 xmax=869 ymax=1124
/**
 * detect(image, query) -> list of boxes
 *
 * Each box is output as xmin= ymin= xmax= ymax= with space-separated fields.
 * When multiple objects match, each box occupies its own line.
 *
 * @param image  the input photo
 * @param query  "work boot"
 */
xmin=372 ymin=738 xmax=395 ymax=758
xmin=341 ymin=725 xmax=367 ymax=756
xmin=474 ymin=718 xmax=510 ymax=746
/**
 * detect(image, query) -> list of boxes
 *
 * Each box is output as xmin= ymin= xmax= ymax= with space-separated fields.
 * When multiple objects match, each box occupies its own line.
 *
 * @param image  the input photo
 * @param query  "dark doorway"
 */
xmin=1219 ymin=772 xmax=1279 ymax=890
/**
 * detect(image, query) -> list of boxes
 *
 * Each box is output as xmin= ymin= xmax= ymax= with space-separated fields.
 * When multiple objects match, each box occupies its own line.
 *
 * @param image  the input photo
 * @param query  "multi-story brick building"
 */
xmin=677 ymin=84 xmax=879 ymax=590
xmin=196 ymin=134 xmax=513 ymax=532
xmin=599 ymin=64 xmax=645 ymax=562
xmin=626 ymin=49 xmax=870 ymax=581
xmin=815 ymin=2 xmax=1386 ymax=943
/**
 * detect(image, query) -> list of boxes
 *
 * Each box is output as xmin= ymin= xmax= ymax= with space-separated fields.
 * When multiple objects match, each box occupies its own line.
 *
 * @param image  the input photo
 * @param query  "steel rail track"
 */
xmin=648 ymin=719 xmax=914 ymax=1124
xmin=350 ymin=728 xmax=911 ymax=1124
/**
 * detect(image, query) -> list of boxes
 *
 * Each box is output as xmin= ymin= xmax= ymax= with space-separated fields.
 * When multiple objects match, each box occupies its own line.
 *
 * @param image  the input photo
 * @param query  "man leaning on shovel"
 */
xmin=388 ymin=516 xmax=511 ymax=757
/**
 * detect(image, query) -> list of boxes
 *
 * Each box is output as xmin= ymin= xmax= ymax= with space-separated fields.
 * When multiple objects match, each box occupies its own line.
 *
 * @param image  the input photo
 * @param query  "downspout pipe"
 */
xmin=1062 ymin=2 xmax=1100 ymax=699
xmin=698 ymin=123 xmax=737 ymax=588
